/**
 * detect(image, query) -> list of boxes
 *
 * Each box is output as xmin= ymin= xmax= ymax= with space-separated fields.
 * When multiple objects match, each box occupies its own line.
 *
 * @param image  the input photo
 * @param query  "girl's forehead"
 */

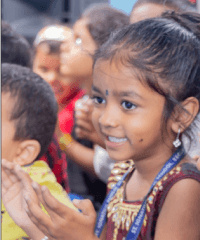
xmin=93 ymin=60 xmax=160 ymax=99
xmin=93 ymin=61 xmax=142 ymax=90
xmin=93 ymin=60 xmax=138 ymax=83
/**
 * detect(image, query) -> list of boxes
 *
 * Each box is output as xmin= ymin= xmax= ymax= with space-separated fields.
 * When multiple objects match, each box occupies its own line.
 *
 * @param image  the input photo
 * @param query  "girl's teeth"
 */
xmin=108 ymin=136 xmax=127 ymax=143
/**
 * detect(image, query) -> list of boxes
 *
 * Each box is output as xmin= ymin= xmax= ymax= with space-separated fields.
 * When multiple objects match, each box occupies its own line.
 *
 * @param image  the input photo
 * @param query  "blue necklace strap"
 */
xmin=94 ymin=146 xmax=186 ymax=239
xmin=126 ymin=146 xmax=185 ymax=240
xmin=94 ymin=165 xmax=133 ymax=237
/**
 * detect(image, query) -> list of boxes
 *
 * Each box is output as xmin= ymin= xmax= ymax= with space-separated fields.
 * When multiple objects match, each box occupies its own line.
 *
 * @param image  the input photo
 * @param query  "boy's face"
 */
xmin=33 ymin=45 xmax=79 ymax=105
xmin=2 ymin=93 xmax=21 ymax=162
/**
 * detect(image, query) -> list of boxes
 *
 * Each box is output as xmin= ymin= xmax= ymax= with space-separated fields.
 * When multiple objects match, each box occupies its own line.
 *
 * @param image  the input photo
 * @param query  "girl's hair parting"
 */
xmin=94 ymin=11 xmax=200 ymax=147
xmin=80 ymin=3 xmax=129 ymax=47
xmin=132 ymin=0 xmax=197 ymax=13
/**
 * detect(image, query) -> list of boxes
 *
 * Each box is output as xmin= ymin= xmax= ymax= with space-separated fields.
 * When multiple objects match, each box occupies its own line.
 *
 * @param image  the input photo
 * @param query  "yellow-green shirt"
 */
xmin=2 ymin=160 xmax=77 ymax=240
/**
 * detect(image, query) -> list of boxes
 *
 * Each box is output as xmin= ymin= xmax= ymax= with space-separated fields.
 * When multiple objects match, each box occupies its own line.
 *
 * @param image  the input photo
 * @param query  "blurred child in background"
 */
xmin=129 ymin=0 xmax=196 ymax=23
xmin=33 ymin=25 xmax=85 ymax=136
xmin=33 ymin=25 xmax=86 ymax=192
xmin=1 ymin=20 xmax=32 ymax=68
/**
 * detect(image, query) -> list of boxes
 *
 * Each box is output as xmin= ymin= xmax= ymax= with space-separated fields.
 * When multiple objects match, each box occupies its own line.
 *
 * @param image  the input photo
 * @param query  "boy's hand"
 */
xmin=75 ymin=98 xmax=105 ymax=148
xmin=2 ymin=159 xmax=45 ymax=240
xmin=2 ymin=159 xmax=35 ymax=226
xmin=24 ymin=185 xmax=99 ymax=240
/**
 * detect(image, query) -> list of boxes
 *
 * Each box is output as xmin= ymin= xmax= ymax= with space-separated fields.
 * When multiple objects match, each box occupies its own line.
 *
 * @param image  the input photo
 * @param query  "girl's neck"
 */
xmin=125 ymin=146 xmax=176 ymax=202
xmin=133 ymin=146 xmax=174 ymax=182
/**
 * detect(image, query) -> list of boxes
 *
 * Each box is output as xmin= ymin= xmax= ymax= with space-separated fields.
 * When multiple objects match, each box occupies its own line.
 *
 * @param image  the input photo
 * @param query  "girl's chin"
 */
xmin=107 ymin=151 xmax=131 ymax=162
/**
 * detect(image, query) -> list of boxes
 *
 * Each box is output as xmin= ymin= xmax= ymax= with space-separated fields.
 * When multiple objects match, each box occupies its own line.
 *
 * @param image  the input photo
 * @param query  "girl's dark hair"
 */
xmin=80 ymin=3 xmax=129 ymax=47
xmin=94 ymin=11 xmax=200 ymax=147
xmin=132 ymin=0 xmax=196 ymax=13
xmin=2 ymin=63 xmax=58 ymax=160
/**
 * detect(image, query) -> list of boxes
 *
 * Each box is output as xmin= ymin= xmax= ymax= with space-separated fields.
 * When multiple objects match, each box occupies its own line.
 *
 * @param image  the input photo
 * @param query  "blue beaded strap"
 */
xmin=95 ymin=146 xmax=186 ymax=239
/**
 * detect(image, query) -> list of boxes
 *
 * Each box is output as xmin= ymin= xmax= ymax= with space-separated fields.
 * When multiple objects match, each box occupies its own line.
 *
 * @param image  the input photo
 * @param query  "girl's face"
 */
xmin=130 ymin=3 xmax=171 ymax=23
xmin=33 ymin=45 xmax=79 ymax=105
xmin=60 ymin=17 xmax=97 ymax=79
xmin=92 ymin=61 xmax=173 ymax=162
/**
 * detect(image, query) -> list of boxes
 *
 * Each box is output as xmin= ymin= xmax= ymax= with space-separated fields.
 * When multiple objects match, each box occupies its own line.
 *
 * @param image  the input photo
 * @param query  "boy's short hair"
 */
xmin=2 ymin=63 xmax=58 ymax=160
xmin=1 ymin=21 xmax=32 ymax=68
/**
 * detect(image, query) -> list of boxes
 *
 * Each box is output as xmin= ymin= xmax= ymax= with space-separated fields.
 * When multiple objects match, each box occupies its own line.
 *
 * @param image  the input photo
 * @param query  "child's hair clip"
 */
xmin=34 ymin=25 xmax=72 ymax=46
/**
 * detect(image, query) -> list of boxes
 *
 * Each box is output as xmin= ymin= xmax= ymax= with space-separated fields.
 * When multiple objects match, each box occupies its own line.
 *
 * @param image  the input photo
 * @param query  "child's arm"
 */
xmin=154 ymin=178 xmax=200 ymax=240
xmin=2 ymin=159 xmax=46 ymax=240
xmin=64 ymin=138 xmax=96 ymax=175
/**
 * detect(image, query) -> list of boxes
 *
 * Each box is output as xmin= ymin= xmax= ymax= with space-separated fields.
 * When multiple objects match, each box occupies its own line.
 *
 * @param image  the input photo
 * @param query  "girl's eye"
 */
xmin=75 ymin=38 xmax=82 ymax=46
xmin=93 ymin=96 xmax=106 ymax=105
xmin=122 ymin=101 xmax=136 ymax=110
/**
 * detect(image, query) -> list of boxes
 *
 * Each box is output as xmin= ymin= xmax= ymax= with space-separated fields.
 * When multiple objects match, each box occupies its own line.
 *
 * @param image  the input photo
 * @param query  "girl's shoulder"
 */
xmin=148 ymin=162 xmax=200 ymax=212
xmin=142 ymin=162 xmax=200 ymax=239
xmin=160 ymin=162 xmax=200 ymax=194
xmin=152 ymin=163 xmax=200 ymax=240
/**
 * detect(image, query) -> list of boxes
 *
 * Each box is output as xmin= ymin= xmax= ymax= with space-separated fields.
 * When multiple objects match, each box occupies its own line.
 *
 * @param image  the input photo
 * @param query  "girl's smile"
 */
xmin=105 ymin=135 xmax=128 ymax=148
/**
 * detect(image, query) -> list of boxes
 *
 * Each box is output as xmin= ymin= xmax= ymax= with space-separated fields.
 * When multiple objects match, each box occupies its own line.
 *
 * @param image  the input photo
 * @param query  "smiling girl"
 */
xmin=2 ymin=10 xmax=200 ymax=240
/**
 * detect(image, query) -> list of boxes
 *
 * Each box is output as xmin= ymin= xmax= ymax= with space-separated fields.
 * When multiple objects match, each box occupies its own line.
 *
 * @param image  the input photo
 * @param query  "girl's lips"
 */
xmin=105 ymin=136 xmax=127 ymax=148
xmin=105 ymin=139 xmax=127 ymax=148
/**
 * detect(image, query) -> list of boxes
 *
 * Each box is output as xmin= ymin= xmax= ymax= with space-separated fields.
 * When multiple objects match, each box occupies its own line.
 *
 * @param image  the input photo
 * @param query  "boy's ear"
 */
xmin=171 ymin=97 xmax=199 ymax=134
xmin=14 ymin=140 xmax=41 ymax=166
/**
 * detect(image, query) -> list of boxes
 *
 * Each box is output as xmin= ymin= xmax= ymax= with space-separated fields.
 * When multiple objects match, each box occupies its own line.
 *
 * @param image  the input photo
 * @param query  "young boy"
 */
xmin=1 ymin=63 xmax=77 ymax=240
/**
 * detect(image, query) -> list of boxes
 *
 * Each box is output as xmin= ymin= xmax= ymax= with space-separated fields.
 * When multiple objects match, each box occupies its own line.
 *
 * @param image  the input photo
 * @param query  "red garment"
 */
xmin=59 ymin=89 xmax=85 ymax=134
xmin=106 ymin=160 xmax=200 ymax=240
xmin=40 ymin=134 xmax=70 ymax=192
xmin=40 ymin=89 xmax=85 ymax=192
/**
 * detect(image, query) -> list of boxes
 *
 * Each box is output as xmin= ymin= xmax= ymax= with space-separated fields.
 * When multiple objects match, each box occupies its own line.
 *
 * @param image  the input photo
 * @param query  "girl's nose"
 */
xmin=99 ymin=105 xmax=119 ymax=129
